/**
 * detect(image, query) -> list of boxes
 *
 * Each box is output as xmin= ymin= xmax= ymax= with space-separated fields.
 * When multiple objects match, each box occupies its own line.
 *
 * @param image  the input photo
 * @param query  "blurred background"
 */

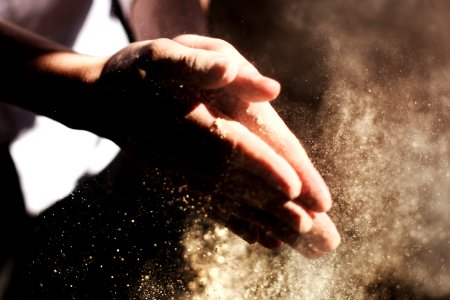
xmin=2 ymin=0 xmax=449 ymax=299
xmin=187 ymin=1 xmax=450 ymax=299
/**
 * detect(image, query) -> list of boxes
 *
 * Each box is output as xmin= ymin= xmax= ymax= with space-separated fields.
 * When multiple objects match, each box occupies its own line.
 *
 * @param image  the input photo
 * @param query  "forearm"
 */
xmin=0 ymin=19 xmax=106 ymax=131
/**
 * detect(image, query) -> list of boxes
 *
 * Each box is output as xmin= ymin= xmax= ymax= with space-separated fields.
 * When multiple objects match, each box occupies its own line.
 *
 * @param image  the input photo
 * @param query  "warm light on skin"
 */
xmin=130 ymin=0 xmax=207 ymax=40
xmin=30 ymin=51 xmax=106 ymax=85
xmin=199 ymin=0 xmax=211 ymax=13
xmin=1 ymin=0 xmax=339 ymax=257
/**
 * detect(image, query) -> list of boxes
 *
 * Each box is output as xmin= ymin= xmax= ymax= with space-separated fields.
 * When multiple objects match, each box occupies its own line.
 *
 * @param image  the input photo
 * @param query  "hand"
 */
xmin=92 ymin=34 xmax=340 ymax=258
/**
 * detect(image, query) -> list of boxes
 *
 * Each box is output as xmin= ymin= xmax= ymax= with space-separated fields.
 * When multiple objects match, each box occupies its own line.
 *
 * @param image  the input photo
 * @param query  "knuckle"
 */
xmin=209 ymin=37 xmax=236 ymax=52
xmin=147 ymin=38 xmax=174 ymax=58
xmin=182 ymin=52 xmax=199 ymax=70
xmin=282 ymin=201 xmax=313 ymax=233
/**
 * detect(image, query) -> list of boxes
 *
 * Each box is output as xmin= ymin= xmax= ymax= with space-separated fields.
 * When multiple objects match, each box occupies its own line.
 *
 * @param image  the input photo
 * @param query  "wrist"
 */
xmin=30 ymin=51 xmax=108 ymax=86
xmin=20 ymin=52 xmax=111 ymax=134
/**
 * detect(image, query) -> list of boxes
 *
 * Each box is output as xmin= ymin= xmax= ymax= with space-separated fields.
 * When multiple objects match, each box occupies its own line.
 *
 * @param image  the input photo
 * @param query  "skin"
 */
xmin=0 ymin=17 xmax=340 ymax=257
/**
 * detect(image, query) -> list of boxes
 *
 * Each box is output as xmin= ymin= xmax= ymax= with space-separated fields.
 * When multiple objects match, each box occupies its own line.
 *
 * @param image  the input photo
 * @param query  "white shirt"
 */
xmin=0 ymin=0 xmax=130 ymax=214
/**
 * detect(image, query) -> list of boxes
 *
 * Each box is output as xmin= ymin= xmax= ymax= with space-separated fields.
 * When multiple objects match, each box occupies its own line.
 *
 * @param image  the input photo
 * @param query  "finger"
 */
xmin=224 ymin=69 xmax=281 ymax=102
xmin=248 ymin=102 xmax=332 ymax=212
xmin=217 ymin=198 xmax=313 ymax=243
xmin=175 ymin=34 xmax=332 ymax=211
xmin=210 ymin=213 xmax=259 ymax=245
xmin=208 ymin=211 xmax=282 ymax=250
xmin=210 ymin=208 xmax=284 ymax=250
xmin=214 ymin=99 xmax=332 ymax=212
xmin=256 ymin=229 xmax=283 ymax=249
xmin=174 ymin=34 xmax=281 ymax=102
xmin=220 ymin=201 xmax=337 ymax=258
xmin=281 ymin=212 xmax=341 ymax=258
xmin=208 ymin=202 xmax=303 ymax=253
xmin=216 ymin=169 xmax=314 ymax=234
xmin=185 ymin=103 xmax=301 ymax=199
xmin=260 ymin=212 xmax=340 ymax=258
xmin=305 ymin=212 xmax=341 ymax=253
xmin=139 ymin=38 xmax=238 ymax=89
xmin=245 ymin=103 xmax=333 ymax=211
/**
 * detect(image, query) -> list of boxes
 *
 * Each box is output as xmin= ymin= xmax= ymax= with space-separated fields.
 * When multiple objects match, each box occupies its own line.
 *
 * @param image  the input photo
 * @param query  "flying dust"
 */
xmin=5 ymin=2 xmax=449 ymax=299
xmin=168 ymin=1 xmax=450 ymax=299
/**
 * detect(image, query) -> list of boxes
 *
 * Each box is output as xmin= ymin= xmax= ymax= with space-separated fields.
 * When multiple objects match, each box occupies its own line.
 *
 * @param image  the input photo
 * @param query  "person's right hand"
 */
xmin=89 ymin=35 xmax=340 ymax=258
xmin=0 ymin=18 xmax=338 ymax=257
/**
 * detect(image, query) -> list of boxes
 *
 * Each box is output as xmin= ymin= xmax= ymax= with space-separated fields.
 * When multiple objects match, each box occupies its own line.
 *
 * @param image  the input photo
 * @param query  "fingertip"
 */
xmin=223 ymin=73 xmax=281 ymax=102
xmin=287 ymin=180 xmax=302 ymax=199
xmin=308 ymin=212 xmax=341 ymax=252
xmin=291 ymin=236 xmax=325 ymax=259
xmin=238 ymin=76 xmax=281 ymax=102
xmin=324 ymin=230 xmax=341 ymax=252
xmin=316 ymin=226 xmax=341 ymax=253
xmin=257 ymin=77 xmax=281 ymax=101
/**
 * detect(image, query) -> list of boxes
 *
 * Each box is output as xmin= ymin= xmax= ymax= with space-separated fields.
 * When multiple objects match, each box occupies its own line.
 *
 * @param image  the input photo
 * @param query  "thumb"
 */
xmin=174 ymin=34 xmax=281 ymax=102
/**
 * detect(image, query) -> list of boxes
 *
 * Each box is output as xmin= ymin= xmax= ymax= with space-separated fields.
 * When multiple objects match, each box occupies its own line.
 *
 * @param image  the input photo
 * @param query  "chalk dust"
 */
xmin=137 ymin=1 xmax=450 ymax=299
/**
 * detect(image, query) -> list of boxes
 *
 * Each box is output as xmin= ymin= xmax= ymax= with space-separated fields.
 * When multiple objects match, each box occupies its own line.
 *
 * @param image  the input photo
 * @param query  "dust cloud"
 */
xmin=177 ymin=1 xmax=450 ymax=299
xmin=5 ymin=2 xmax=449 ymax=299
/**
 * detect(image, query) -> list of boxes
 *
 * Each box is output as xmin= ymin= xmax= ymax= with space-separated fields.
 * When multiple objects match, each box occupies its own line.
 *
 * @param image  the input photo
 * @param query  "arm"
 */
xmin=0 ymin=19 xmax=340 ymax=257
xmin=0 ymin=19 xmax=107 ymax=133
xmin=120 ymin=0 xmax=341 ymax=254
